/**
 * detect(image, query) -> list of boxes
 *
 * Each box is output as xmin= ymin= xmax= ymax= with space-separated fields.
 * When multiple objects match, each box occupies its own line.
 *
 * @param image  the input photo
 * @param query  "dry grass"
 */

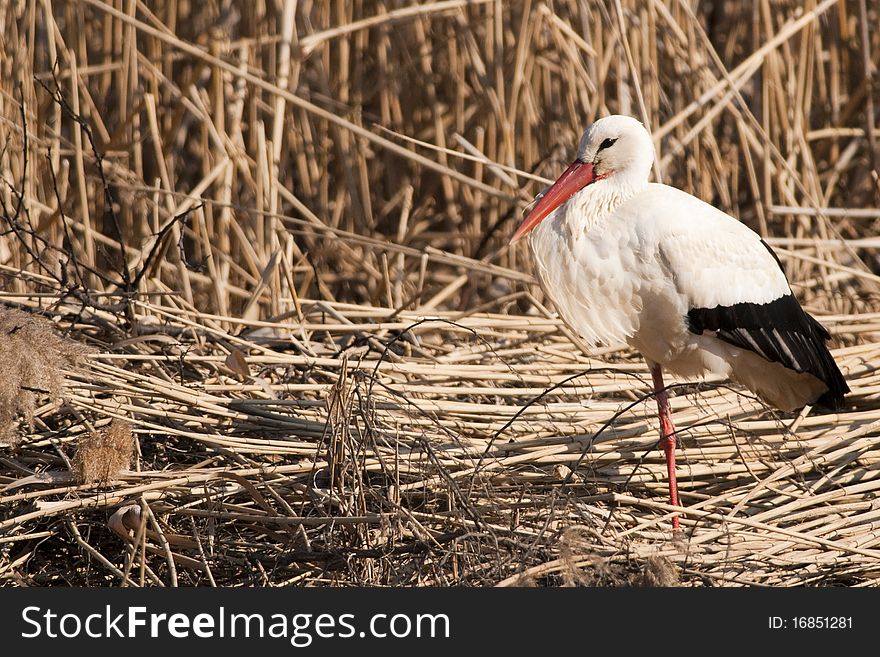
xmin=73 ymin=419 xmax=134 ymax=484
xmin=0 ymin=0 xmax=879 ymax=586
xmin=0 ymin=308 xmax=90 ymax=445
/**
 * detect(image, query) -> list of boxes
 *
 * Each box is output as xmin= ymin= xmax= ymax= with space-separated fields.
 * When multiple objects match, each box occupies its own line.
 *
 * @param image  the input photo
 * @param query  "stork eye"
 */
xmin=598 ymin=137 xmax=618 ymax=151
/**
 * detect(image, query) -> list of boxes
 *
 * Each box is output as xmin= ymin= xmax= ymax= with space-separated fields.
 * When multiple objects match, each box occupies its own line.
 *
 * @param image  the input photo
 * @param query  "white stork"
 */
xmin=511 ymin=115 xmax=849 ymax=529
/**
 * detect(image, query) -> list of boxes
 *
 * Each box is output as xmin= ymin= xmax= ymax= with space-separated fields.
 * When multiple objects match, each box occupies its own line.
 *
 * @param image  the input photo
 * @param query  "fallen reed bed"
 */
xmin=1 ymin=290 xmax=880 ymax=586
xmin=1 ymin=0 xmax=880 ymax=585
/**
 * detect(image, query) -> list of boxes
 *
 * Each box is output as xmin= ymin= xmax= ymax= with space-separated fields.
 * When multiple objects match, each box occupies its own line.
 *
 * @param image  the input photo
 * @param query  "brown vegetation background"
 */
xmin=1 ymin=0 xmax=880 ymax=586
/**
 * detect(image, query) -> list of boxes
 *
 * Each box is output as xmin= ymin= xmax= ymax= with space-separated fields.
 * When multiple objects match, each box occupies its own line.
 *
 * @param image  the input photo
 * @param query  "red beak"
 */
xmin=511 ymin=161 xmax=596 ymax=243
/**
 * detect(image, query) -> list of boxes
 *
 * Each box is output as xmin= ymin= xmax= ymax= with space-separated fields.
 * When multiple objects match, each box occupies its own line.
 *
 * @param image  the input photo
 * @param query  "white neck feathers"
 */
xmin=562 ymin=171 xmax=648 ymax=233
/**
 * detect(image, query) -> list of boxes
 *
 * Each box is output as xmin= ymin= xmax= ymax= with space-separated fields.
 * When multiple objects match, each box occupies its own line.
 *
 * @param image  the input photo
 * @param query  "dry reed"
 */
xmin=73 ymin=419 xmax=134 ymax=484
xmin=0 ymin=307 xmax=90 ymax=445
xmin=0 ymin=0 xmax=879 ymax=586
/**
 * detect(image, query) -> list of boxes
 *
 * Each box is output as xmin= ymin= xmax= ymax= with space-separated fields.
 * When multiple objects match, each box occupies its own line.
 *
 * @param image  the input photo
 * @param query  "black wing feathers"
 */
xmin=687 ymin=294 xmax=849 ymax=408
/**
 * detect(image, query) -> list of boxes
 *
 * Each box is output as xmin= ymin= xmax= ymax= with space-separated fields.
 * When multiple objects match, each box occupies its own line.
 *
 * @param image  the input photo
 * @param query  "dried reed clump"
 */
xmin=73 ymin=420 xmax=135 ymax=485
xmin=558 ymin=527 xmax=680 ymax=587
xmin=0 ymin=307 xmax=91 ymax=445
xmin=565 ymin=556 xmax=680 ymax=588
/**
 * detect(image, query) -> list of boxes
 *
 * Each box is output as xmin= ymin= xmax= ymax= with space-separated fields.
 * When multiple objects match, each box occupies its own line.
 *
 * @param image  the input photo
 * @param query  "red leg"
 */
xmin=650 ymin=363 xmax=680 ymax=530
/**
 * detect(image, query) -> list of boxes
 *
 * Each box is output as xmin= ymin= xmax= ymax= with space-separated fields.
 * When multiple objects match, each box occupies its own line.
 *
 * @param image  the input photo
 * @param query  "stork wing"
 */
xmin=653 ymin=186 xmax=849 ymax=405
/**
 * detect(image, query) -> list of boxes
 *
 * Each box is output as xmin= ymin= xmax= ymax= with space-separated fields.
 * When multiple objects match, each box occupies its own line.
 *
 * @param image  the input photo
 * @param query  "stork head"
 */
xmin=511 ymin=115 xmax=655 ymax=242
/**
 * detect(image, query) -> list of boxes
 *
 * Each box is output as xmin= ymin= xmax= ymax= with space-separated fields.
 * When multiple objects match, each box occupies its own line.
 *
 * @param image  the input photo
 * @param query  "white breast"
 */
xmin=528 ymin=183 xmax=676 ymax=350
